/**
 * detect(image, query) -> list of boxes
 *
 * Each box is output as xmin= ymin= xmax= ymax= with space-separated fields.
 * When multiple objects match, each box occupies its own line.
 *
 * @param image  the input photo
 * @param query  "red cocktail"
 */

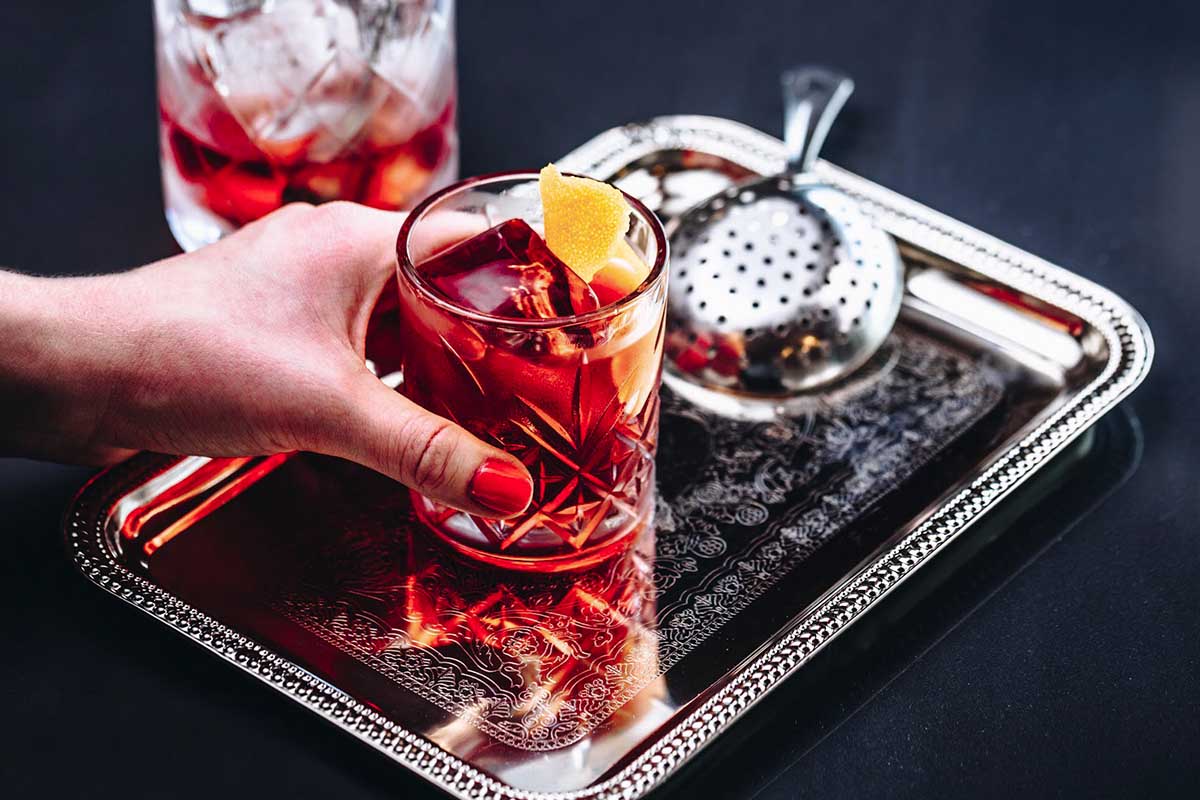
xmin=155 ymin=0 xmax=458 ymax=250
xmin=394 ymin=170 xmax=668 ymax=571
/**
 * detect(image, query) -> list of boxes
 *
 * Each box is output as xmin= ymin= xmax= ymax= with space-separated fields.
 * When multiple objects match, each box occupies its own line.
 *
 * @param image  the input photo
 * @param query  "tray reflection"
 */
xmin=279 ymin=517 xmax=663 ymax=753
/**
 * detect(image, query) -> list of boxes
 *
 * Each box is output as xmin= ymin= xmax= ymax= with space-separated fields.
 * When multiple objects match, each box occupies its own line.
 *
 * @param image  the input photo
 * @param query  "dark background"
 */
xmin=2 ymin=1 xmax=1198 ymax=797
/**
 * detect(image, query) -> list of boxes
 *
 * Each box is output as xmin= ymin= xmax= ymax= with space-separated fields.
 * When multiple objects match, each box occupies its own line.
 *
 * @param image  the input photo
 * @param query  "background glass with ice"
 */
xmin=156 ymin=0 xmax=458 ymax=250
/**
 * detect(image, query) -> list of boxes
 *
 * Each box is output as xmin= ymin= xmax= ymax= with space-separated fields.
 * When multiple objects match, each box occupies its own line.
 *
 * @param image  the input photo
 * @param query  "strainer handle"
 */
xmin=782 ymin=66 xmax=855 ymax=176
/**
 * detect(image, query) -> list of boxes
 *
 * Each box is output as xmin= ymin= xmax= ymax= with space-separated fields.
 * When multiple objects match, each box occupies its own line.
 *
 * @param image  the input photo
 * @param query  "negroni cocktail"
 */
xmin=395 ymin=167 xmax=668 ymax=571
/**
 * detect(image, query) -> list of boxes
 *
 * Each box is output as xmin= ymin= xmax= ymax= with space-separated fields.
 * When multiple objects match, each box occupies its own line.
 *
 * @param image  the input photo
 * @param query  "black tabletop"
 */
xmin=2 ymin=1 xmax=1198 ymax=797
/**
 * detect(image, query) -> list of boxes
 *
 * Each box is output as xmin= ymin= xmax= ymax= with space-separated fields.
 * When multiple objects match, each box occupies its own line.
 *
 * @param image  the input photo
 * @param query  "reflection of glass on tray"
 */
xmin=155 ymin=0 xmax=458 ymax=250
xmin=281 ymin=524 xmax=662 ymax=751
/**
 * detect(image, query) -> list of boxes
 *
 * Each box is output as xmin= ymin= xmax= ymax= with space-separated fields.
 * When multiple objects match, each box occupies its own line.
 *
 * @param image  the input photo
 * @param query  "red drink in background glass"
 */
xmin=155 ymin=0 xmax=458 ymax=251
xmin=394 ymin=172 xmax=669 ymax=572
xmin=160 ymin=93 xmax=455 ymax=222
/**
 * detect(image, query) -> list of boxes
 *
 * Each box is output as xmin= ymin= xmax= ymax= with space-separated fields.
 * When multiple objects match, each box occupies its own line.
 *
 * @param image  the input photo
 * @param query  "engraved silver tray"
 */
xmin=65 ymin=116 xmax=1152 ymax=800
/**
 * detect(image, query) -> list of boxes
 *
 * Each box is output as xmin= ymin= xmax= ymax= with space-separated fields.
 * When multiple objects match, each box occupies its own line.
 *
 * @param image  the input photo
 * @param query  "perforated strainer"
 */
xmin=665 ymin=67 xmax=904 ymax=399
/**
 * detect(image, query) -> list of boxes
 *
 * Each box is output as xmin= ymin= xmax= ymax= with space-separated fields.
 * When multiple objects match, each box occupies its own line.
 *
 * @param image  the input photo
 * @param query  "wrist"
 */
xmin=0 ymin=270 xmax=134 ymax=462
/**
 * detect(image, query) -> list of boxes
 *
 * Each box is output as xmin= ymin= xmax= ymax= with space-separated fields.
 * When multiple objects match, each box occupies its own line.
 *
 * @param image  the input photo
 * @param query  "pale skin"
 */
xmin=0 ymin=201 xmax=532 ymax=517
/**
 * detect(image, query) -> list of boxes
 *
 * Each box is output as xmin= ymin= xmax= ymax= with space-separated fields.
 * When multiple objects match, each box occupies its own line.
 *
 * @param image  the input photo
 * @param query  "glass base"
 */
xmin=161 ymin=148 xmax=460 ymax=253
xmin=161 ymin=157 xmax=234 ymax=252
xmin=165 ymin=207 xmax=230 ymax=253
xmin=412 ymin=491 xmax=650 ymax=573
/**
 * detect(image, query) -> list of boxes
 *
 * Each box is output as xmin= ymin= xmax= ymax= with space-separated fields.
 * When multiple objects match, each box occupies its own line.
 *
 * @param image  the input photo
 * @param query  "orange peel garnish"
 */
xmin=539 ymin=163 xmax=632 ymax=282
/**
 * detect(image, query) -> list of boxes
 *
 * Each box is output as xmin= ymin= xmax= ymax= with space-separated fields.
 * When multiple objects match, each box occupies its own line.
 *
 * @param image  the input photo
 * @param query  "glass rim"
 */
xmin=395 ymin=169 xmax=669 ymax=330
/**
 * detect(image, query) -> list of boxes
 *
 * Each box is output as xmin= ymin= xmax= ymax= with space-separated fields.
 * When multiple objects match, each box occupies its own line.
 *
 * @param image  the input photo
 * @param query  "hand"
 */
xmin=0 ymin=202 xmax=533 ymax=518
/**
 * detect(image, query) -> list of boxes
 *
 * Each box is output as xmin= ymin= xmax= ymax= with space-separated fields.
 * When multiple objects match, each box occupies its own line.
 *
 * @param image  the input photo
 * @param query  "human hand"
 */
xmin=0 ymin=202 xmax=533 ymax=518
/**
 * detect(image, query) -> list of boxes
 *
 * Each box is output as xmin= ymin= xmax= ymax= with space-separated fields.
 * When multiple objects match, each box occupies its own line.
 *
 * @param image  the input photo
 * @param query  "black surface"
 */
xmin=2 ymin=1 xmax=1198 ymax=798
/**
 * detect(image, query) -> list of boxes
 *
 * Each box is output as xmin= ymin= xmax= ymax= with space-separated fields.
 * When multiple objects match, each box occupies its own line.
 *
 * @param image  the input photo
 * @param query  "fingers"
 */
xmin=406 ymin=209 xmax=490 ymax=262
xmin=322 ymin=370 xmax=533 ymax=518
xmin=297 ymin=202 xmax=487 ymax=286
xmin=309 ymin=204 xmax=488 ymax=355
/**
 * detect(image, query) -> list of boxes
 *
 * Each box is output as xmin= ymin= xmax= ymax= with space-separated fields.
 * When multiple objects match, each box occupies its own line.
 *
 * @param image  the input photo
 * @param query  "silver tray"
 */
xmin=66 ymin=116 xmax=1152 ymax=800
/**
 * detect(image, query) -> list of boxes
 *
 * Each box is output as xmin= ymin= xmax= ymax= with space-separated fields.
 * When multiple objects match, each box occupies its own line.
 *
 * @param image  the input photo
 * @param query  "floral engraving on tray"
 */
xmin=279 ymin=330 xmax=1003 ymax=751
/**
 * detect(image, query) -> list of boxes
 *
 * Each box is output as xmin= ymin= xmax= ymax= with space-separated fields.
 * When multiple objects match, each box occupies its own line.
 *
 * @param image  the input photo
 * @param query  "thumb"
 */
xmin=323 ymin=371 xmax=533 ymax=518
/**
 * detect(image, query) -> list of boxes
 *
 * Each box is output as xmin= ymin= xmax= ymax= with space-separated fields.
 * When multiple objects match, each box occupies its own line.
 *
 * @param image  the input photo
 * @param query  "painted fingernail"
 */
xmin=468 ymin=458 xmax=533 ymax=517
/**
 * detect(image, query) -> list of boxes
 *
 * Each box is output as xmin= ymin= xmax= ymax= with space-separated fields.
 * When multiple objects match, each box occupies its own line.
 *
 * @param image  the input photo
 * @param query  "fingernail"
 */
xmin=469 ymin=458 xmax=533 ymax=517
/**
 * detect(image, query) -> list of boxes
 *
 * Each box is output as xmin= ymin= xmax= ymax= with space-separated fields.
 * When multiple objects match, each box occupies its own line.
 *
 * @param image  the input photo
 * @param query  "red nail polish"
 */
xmin=469 ymin=458 xmax=532 ymax=517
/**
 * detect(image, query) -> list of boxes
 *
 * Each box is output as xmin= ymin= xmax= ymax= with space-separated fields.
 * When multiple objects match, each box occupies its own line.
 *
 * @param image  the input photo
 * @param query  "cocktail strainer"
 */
xmin=665 ymin=67 xmax=904 ymax=399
